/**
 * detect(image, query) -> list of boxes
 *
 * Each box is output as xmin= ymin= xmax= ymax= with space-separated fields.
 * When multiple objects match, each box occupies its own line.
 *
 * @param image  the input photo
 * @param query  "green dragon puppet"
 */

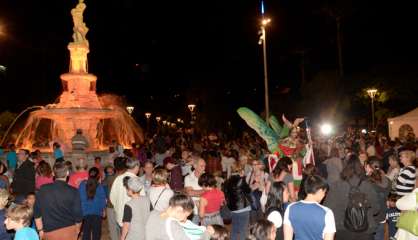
xmin=237 ymin=107 xmax=308 ymax=183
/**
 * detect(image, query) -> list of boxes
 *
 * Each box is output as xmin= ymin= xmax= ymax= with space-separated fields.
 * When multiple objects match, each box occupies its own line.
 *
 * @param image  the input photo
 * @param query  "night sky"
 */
xmin=1 ymin=0 xmax=418 ymax=128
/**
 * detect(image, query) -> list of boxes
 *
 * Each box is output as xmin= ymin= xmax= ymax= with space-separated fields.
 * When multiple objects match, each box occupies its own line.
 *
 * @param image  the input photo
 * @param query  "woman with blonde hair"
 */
xmin=149 ymin=168 xmax=174 ymax=211
xmin=395 ymin=149 xmax=416 ymax=197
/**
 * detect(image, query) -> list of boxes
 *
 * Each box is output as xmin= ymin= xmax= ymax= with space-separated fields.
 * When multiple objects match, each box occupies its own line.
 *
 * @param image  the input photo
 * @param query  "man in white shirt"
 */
xmin=110 ymin=158 xmax=140 ymax=227
xmin=184 ymin=158 xmax=206 ymax=224
xmin=221 ymin=149 xmax=235 ymax=179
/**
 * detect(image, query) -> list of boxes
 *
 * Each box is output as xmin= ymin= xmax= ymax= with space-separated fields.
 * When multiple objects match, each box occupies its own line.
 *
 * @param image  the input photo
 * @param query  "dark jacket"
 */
xmin=34 ymin=180 xmax=83 ymax=232
xmin=324 ymin=176 xmax=381 ymax=234
xmin=370 ymin=176 xmax=391 ymax=222
xmin=223 ymin=174 xmax=251 ymax=211
xmin=169 ymin=165 xmax=183 ymax=192
xmin=11 ymin=160 xmax=35 ymax=196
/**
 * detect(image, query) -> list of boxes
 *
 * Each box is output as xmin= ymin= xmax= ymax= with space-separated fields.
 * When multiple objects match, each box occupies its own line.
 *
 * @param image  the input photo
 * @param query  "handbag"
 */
xmin=396 ymin=192 xmax=418 ymax=236
xmin=250 ymin=190 xmax=262 ymax=211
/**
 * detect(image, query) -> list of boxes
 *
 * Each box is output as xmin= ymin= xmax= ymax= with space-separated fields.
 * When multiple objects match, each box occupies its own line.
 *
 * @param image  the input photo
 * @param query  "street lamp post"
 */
xmin=188 ymin=104 xmax=196 ymax=125
xmin=145 ymin=112 xmax=151 ymax=132
xmin=259 ymin=16 xmax=271 ymax=123
xmin=367 ymin=89 xmax=378 ymax=130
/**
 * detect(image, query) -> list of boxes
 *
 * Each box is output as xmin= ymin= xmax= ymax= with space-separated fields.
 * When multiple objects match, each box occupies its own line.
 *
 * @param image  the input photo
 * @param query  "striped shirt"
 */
xmin=395 ymin=166 xmax=416 ymax=196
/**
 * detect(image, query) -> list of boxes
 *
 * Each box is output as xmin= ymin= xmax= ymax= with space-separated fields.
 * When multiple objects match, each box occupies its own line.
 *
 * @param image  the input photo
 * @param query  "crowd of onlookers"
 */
xmin=0 ymin=128 xmax=417 ymax=240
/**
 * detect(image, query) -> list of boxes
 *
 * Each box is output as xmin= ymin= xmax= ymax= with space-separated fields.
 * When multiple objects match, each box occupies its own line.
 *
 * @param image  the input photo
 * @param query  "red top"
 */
xmin=202 ymin=188 xmax=225 ymax=214
xmin=36 ymin=176 xmax=54 ymax=190
xmin=68 ymin=171 xmax=89 ymax=189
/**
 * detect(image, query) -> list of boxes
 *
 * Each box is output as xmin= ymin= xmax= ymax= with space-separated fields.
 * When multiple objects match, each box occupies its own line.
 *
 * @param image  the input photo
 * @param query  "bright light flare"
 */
xmin=320 ymin=123 xmax=333 ymax=135
xmin=361 ymin=129 xmax=367 ymax=134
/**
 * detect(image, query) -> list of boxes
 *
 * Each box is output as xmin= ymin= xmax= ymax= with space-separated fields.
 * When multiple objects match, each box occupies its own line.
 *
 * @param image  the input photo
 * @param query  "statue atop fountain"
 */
xmin=69 ymin=0 xmax=89 ymax=73
xmin=10 ymin=0 xmax=143 ymax=152
xmin=58 ymin=0 xmax=100 ymax=109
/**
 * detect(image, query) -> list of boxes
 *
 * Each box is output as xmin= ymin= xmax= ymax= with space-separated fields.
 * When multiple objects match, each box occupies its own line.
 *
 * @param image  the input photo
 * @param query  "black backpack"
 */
xmin=344 ymin=179 xmax=369 ymax=232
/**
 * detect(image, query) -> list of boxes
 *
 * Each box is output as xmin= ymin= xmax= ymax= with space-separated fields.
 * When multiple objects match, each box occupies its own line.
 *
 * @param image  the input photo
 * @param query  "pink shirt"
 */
xmin=68 ymin=171 xmax=89 ymax=189
xmin=36 ymin=176 xmax=54 ymax=189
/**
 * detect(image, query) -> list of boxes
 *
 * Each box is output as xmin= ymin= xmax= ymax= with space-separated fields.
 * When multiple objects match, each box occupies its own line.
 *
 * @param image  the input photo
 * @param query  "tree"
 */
xmin=0 ymin=111 xmax=17 ymax=138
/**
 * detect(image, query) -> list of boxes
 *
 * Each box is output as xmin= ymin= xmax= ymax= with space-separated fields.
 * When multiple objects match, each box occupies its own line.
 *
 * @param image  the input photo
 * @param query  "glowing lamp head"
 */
xmin=162 ymin=120 xmax=167 ymax=125
xmin=177 ymin=118 xmax=182 ymax=123
xmin=366 ymin=89 xmax=378 ymax=98
xmin=145 ymin=112 xmax=151 ymax=119
xmin=126 ymin=106 xmax=134 ymax=114
xmin=188 ymin=104 xmax=196 ymax=112
xmin=361 ymin=129 xmax=367 ymax=134
xmin=261 ymin=18 xmax=271 ymax=26
xmin=320 ymin=123 xmax=333 ymax=135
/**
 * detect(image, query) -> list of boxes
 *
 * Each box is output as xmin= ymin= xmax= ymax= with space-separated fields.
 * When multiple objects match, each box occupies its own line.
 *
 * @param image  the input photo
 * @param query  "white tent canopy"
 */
xmin=388 ymin=107 xmax=418 ymax=140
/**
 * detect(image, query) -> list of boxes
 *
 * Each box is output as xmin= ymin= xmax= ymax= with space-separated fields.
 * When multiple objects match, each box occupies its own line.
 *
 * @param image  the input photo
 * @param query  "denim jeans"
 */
xmin=82 ymin=215 xmax=102 ymax=240
xmin=374 ymin=223 xmax=384 ymax=240
xmin=231 ymin=211 xmax=250 ymax=240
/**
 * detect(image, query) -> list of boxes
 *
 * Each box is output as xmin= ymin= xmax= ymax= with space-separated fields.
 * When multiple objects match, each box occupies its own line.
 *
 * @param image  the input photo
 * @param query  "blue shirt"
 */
xmin=53 ymin=149 xmax=64 ymax=159
xmin=0 ymin=209 xmax=11 ymax=240
xmin=284 ymin=200 xmax=336 ymax=240
xmin=78 ymin=181 xmax=106 ymax=217
xmin=386 ymin=207 xmax=401 ymax=238
xmin=14 ymin=227 xmax=39 ymax=240
xmin=6 ymin=151 xmax=17 ymax=170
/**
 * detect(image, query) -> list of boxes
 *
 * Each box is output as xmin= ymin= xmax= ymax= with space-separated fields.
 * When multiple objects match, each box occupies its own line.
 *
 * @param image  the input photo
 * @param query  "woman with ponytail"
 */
xmin=79 ymin=167 xmax=106 ymax=240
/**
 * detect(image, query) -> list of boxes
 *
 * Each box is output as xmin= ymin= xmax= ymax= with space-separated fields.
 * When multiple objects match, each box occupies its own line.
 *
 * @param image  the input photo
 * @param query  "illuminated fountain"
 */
xmin=13 ymin=0 xmax=143 ymax=151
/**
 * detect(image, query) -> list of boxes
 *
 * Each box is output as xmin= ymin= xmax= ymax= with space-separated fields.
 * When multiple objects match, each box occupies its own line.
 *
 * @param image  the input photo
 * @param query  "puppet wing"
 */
xmin=237 ymin=107 xmax=278 ymax=153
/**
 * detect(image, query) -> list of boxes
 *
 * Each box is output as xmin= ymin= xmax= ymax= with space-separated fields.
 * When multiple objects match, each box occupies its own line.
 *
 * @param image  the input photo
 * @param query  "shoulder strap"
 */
xmin=153 ymin=188 xmax=167 ymax=208
xmin=357 ymin=179 xmax=363 ymax=187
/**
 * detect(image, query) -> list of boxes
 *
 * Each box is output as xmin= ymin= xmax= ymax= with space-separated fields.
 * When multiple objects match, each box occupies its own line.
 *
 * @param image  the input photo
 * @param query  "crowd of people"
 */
xmin=0 ymin=127 xmax=417 ymax=240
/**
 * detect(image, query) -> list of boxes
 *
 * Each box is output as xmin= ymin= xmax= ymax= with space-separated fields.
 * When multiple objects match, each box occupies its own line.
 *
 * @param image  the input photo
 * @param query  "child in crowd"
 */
xmin=386 ymin=194 xmax=401 ymax=240
xmin=210 ymin=225 xmax=229 ymax=240
xmin=104 ymin=165 xmax=114 ymax=178
xmin=24 ymin=192 xmax=36 ymax=229
xmin=0 ymin=189 xmax=11 ymax=240
xmin=94 ymin=157 xmax=104 ymax=180
xmin=52 ymin=142 xmax=64 ymax=162
xmin=121 ymin=176 xmax=150 ymax=240
xmin=4 ymin=204 xmax=39 ymax=240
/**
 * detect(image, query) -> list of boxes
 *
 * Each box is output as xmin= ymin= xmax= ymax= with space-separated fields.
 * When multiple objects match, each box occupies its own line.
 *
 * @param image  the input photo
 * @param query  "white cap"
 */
xmin=267 ymin=211 xmax=283 ymax=229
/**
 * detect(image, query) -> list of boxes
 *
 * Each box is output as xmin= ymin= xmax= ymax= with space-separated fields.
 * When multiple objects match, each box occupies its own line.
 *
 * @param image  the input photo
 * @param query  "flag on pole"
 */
xmin=303 ymin=144 xmax=315 ymax=166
